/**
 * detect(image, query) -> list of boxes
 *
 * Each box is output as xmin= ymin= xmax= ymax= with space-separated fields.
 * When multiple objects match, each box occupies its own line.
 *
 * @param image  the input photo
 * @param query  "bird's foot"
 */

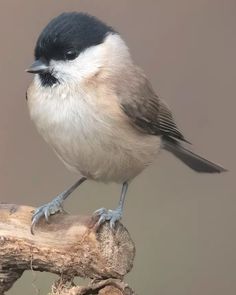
xmin=94 ymin=207 xmax=123 ymax=230
xmin=31 ymin=196 xmax=64 ymax=234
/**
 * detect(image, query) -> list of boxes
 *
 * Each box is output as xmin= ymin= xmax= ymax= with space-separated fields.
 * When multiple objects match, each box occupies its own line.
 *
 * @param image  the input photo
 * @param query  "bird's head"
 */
xmin=26 ymin=12 xmax=126 ymax=87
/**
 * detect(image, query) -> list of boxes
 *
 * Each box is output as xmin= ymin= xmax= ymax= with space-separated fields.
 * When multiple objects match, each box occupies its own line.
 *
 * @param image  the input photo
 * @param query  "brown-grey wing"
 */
xmin=119 ymin=71 xmax=188 ymax=143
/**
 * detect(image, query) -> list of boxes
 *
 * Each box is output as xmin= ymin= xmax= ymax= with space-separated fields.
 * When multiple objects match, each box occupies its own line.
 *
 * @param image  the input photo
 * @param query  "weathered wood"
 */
xmin=50 ymin=278 xmax=134 ymax=295
xmin=0 ymin=204 xmax=135 ymax=294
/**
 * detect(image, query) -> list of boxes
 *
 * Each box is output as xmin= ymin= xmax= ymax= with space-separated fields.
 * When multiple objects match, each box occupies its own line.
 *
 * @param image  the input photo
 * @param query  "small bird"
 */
xmin=26 ymin=12 xmax=226 ymax=233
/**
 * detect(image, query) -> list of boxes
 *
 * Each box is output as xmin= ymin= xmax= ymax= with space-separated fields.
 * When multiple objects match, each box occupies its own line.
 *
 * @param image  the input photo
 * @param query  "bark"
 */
xmin=0 ymin=204 xmax=135 ymax=294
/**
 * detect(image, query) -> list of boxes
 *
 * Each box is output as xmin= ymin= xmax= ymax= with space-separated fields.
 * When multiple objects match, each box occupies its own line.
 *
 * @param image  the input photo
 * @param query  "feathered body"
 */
xmin=27 ymin=12 xmax=225 ymax=186
xmin=27 ymin=34 xmax=161 ymax=183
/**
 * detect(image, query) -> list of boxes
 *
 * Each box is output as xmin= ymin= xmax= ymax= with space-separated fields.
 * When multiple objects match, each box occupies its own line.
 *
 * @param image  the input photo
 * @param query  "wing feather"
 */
xmin=119 ymin=68 xmax=188 ymax=143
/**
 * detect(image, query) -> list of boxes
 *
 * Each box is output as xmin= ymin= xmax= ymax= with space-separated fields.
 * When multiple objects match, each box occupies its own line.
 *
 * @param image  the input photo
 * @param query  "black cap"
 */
xmin=34 ymin=12 xmax=115 ymax=62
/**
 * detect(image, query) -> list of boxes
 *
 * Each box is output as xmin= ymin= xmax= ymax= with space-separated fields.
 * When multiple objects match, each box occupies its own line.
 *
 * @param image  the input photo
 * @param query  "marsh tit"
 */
xmin=26 ymin=12 xmax=226 ymax=233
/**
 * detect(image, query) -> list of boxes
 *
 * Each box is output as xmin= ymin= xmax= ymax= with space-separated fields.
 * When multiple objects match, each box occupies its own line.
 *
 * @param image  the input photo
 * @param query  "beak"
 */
xmin=26 ymin=59 xmax=49 ymax=74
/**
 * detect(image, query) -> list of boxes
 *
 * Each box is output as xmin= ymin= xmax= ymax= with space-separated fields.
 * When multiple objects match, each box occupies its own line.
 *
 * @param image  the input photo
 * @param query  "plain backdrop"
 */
xmin=0 ymin=1 xmax=235 ymax=294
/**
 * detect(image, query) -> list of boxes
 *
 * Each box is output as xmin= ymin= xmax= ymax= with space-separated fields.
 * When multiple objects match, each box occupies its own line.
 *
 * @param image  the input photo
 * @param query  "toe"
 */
xmin=32 ymin=206 xmax=42 ymax=220
xmin=94 ymin=208 xmax=107 ymax=216
xmin=109 ymin=212 xmax=122 ymax=230
xmin=109 ymin=218 xmax=116 ymax=230
xmin=97 ymin=214 xmax=107 ymax=226
xmin=94 ymin=207 xmax=123 ymax=230
xmin=30 ymin=200 xmax=63 ymax=234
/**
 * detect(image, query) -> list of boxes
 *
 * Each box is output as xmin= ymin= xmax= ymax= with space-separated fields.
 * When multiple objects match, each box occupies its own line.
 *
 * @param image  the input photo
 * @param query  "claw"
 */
xmin=97 ymin=214 xmax=106 ymax=226
xmin=30 ymin=198 xmax=63 ymax=234
xmin=30 ymin=223 xmax=35 ymax=235
xmin=31 ymin=212 xmax=42 ymax=235
xmin=93 ymin=207 xmax=123 ymax=230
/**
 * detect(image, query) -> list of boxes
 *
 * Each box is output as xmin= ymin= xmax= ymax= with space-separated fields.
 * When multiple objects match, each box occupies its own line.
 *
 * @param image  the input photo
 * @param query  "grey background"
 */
xmin=0 ymin=0 xmax=235 ymax=294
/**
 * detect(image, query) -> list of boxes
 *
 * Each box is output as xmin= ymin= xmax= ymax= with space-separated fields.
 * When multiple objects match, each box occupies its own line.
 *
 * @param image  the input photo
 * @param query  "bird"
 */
xmin=26 ymin=12 xmax=226 ymax=234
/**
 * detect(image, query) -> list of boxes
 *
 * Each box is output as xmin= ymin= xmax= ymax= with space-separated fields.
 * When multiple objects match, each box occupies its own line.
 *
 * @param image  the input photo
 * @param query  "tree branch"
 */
xmin=0 ymin=204 xmax=135 ymax=294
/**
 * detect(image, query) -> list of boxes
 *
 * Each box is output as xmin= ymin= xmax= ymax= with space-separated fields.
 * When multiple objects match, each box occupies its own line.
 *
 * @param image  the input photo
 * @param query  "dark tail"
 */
xmin=163 ymin=137 xmax=227 ymax=173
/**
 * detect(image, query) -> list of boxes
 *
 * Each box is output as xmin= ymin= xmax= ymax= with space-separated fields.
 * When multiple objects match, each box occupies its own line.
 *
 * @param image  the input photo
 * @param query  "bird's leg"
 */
xmin=94 ymin=181 xmax=129 ymax=229
xmin=31 ymin=176 xmax=87 ymax=234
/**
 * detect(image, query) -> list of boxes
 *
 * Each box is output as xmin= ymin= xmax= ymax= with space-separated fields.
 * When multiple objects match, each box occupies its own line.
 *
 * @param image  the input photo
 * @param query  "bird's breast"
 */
xmin=27 ymin=80 xmax=161 ymax=182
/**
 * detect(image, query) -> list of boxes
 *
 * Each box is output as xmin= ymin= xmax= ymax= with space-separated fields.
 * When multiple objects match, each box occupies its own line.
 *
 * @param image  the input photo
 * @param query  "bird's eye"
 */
xmin=65 ymin=50 xmax=78 ymax=60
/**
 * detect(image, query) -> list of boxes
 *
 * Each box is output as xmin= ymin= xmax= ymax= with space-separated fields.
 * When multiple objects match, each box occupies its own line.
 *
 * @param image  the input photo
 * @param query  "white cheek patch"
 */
xmin=48 ymin=33 xmax=130 ymax=84
xmin=50 ymin=44 xmax=106 ymax=83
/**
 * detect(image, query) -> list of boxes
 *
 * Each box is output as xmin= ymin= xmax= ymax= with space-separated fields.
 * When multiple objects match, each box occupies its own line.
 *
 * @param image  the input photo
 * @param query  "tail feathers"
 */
xmin=163 ymin=138 xmax=227 ymax=173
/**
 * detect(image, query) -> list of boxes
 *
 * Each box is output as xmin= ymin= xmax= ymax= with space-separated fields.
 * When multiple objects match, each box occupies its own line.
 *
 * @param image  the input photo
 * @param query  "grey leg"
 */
xmin=94 ymin=181 xmax=129 ymax=229
xmin=31 ymin=177 xmax=86 ymax=234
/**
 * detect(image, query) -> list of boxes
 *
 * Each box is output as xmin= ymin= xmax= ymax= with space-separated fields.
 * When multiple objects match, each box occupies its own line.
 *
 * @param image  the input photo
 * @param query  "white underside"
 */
xmin=28 ymin=83 xmax=161 ymax=183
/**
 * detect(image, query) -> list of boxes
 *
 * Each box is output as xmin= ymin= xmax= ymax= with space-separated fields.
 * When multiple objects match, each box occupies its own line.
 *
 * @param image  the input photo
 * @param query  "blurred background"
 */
xmin=0 ymin=0 xmax=235 ymax=294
